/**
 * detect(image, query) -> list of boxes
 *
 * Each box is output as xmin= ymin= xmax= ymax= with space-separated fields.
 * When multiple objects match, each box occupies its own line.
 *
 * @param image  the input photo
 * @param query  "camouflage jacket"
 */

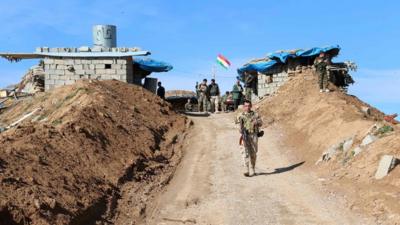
xmin=314 ymin=57 xmax=331 ymax=73
xmin=237 ymin=111 xmax=263 ymax=134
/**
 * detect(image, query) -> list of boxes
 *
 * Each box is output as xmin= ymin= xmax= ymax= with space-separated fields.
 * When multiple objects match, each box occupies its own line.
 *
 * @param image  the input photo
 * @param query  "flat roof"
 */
xmin=0 ymin=51 xmax=151 ymax=61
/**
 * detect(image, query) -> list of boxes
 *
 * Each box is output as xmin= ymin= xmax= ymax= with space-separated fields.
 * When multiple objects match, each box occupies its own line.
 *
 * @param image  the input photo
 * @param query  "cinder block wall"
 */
xmin=257 ymin=65 xmax=314 ymax=97
xmin=43 ymin=57 xmax=131 ymax=90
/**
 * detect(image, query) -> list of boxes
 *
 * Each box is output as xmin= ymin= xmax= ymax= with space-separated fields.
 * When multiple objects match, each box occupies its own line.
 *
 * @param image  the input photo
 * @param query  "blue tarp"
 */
xmin=268 ymin=52 xmax=296 ymax=64
xmin=237 ymin=60 xmax=278 ymax=77
xmin=133 ymin=58 xmax=173 ymax=73
xmin=237 ymin=45 xmax=340 ymax=76
xmin=295 ymin=45 xmax=340 ymax=57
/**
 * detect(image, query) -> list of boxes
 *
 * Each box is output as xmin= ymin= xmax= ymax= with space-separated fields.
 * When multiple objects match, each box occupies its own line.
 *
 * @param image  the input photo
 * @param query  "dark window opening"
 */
xmin=105 ymin=64 xmax=112 ymax=69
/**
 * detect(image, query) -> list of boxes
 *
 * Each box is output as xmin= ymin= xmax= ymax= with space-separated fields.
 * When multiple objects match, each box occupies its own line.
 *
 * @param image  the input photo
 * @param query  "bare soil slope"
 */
xmin=0 ymin=80 xmax=188 ymax=225
xmin=258 ymin=71 xmax=400 ymax=223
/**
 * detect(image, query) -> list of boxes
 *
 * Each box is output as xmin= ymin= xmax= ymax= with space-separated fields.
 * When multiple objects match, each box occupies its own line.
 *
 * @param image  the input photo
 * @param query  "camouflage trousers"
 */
xmin=210 ymin=96 xmax=220 ymax=113
xmin=198 ymin=94 xmax=208 ymax=112
xmin=242 ymin=133 xmax=258 ymax=171
xmin=245 ymin=88 xmax=252 ymax=102
xmin=318 ymin=71 xmax=329 ymax=90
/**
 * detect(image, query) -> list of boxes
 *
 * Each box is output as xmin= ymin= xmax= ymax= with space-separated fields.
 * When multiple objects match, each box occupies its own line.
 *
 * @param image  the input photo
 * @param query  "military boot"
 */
xmin=243 ymin=163 xmax=250 ymax=177
xmin=251 ymin=167 xmax=256 ymax=176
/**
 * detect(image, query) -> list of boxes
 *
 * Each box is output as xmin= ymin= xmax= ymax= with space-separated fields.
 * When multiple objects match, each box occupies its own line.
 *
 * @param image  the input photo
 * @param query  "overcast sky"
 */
xmin=0 ymin=0 xmax=399 ymax=114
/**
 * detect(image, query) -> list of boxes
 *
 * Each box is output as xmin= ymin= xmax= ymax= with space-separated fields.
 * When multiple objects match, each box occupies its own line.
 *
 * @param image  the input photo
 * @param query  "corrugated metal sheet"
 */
xmin=0 ymin=51 xmax=151 ymax=61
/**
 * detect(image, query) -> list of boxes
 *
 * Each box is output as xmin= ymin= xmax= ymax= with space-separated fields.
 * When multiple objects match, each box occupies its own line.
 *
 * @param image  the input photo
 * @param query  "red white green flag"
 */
xmin=216 ymin=54 xmax=231 ymax=69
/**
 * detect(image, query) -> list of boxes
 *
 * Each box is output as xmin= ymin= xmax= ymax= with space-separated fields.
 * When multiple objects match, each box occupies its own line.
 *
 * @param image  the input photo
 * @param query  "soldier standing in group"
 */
xmin=195 ymin=81 xmax=200 ymax=99
xmin=220 ymin=91 xmax=230 ymax=112
xmin=197 ymin=79 xmax=209 ymax=112
xmin=314 ymin=52 xmax=331 ymax=93
xmin=232 ymin=79 xmax=243 ymax=111
xmin=157 ymin=81 xmax=165 ymax=99
xmin=244 ymin=71 xmax=257 ymax=102
xmin=237 ymin=100 xmax=263 ymax=177
xmin=185 ymin=98 xmax=193 ymax=112
xmin=208 ymin=79 xmax=221 ymax=113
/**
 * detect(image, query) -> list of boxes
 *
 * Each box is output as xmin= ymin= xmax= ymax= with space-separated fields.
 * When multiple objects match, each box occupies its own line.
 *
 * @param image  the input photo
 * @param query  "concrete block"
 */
xmin=78 ymin=46 xmax=91 ymax=52
xmin=117 ymin=59 xmax=127 ymax=65
xmin=74 ymin=64 xmax=83 ymax=70
xmin=375 ymin=155 xmax=398 ymax=179
xmin=116 ymin=69 xmax=127 ymax=75
xmin=44 ymin=58 xmax=54 ymax=64
xmin=55 ymin=80 xmax=65 ymax=85
xmin=64 ymin=59 xmax=74 ymax=65
xmin=361 ymin=134 xmax=378 ymax=147
xmin=95 ymin=64 xmax=105 ymax=69
xmin=56 ymin=65 xmax=65 ymax=70
xmin=107 ymin=69 xmax=117 ymax=75
xmin=111 ymin=64 xmax=122 ymax=69
xmin=55 ymin=70 xmax=65 ymax=75
xmin=73 ymin=70 xmax=85 ymax=75
xmin=46 ymin=79 xmax=55 ymax=85
xmin=65 ymin=80 xmax=76 ymax=85
xmin=74 ymin=59 xmax=81 ymax=64
xmin=103 ymin=59 xmax=113 ymax=64
xmin=54 ymin=59 xmax=64 ymax=64
xmin=96 ymin=69 xmax=107 ymax=75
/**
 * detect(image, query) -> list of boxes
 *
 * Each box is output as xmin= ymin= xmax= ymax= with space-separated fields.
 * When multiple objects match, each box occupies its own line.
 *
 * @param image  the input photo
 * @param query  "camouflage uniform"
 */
xmin=314 ymin=56 xmax=330 ymax=90
xmin=185 ymin=102 xmax=193 ymax=112
xmin=197 ymin=83 xmax=208 ymax=112
xmin=244 ymin=73 xmax=257 ymax=102
xmin=237 ymin=111 xmax=263 ymax=176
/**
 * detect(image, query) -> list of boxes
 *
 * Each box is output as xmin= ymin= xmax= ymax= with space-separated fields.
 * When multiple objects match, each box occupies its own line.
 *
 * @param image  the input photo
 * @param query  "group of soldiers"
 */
xmin=180 ymin=53 xmax=335 ymax=177
xmin=188 ymin=75 xmax=257 ymax=114
xmin=194 ymin=78 xmax=222 ymax=113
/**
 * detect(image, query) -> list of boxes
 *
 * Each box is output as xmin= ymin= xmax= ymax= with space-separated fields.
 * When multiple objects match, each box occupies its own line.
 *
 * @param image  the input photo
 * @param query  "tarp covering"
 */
xmin=295 ymin=45 xmax=340 ymax=58
xmin=237 ymin=45 xmax=340 ymax=77
xmin=237 ymin=60 xmax=278 ymax=76
xmin=133 ymin=58 xmax=173 ymax=73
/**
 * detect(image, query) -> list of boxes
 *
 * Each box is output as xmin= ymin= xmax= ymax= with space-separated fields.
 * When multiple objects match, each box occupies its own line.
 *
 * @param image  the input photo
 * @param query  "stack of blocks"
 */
xmin=43 ymin=57 xmax=133 ymax=91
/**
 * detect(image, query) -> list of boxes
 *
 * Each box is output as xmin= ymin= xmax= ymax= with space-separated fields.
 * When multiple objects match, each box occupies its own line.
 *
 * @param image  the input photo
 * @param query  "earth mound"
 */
xmin=0 ymin=80 xmax=188 ymax=225
xmin=258 ymin=71 xmax=400 ymax=223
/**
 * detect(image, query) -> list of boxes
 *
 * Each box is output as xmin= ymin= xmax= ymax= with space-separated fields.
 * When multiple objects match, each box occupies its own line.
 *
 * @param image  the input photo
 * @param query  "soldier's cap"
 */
xmin=203 ymin=79 xmax=207 ymax=82
xmin=211 ymin=79 xmax=215 ymax=82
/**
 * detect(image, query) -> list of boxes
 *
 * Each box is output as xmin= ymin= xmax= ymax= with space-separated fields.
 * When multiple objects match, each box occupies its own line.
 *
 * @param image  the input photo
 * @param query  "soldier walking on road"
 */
xmin=208 ymin=79 xmax=220 ymax=113
xmin=232 ymin=79 xmax=243 ymax=111
xmin=237 ymin=100 xmax=263 ymax=177
xmin=197 ymin=79 xmax=209 ymax=112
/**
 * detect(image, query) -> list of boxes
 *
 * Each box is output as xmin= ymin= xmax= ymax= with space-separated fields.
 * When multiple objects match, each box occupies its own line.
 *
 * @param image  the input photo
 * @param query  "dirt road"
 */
xmin=145 ymin=113 xmax=373 ymax=225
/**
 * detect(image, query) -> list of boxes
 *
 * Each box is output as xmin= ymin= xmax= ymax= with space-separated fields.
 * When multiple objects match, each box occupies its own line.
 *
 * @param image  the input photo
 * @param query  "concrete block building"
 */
xmin=238 ymin=45 xmax=356 ymax=100
xmin=1 ymin=25 xmax=172 ymax=92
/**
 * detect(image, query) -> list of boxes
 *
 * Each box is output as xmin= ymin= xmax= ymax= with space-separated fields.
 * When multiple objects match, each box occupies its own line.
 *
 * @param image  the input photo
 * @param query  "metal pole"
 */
xmin=212 ymin=64 xmax=216 ymax=80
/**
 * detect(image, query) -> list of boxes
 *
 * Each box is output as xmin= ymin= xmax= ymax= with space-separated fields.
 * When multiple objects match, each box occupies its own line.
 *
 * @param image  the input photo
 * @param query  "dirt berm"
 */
xmin=0 ymin=80 xmax=189 ymax=225
xmin=258 ymin=71 xmax=400 ymax=223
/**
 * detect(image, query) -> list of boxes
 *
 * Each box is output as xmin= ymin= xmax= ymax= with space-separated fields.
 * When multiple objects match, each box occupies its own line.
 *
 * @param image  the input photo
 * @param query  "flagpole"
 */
xmin=212 ymin=64 xmax=216 ymax=80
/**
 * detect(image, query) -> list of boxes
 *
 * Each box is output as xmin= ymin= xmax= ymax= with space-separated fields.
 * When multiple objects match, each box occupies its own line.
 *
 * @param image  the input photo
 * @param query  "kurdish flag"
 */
xmin=216 ymin=54 xmax=231 ymax=69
